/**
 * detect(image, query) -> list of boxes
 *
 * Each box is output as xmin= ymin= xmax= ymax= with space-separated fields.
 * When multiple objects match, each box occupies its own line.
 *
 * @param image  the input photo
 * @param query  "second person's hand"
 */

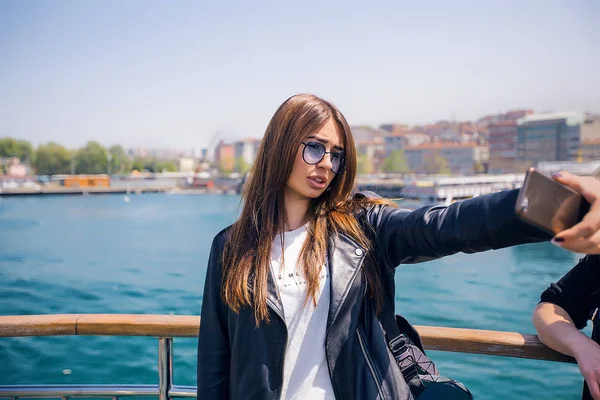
xmin=552 ymin=171 xmax=600 ymax=254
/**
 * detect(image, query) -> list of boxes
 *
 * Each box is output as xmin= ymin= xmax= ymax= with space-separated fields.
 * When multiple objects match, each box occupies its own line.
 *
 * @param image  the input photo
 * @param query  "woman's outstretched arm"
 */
xmin=367 ymin=188 xmax=550 ymax=267
xmin=366 ymin=172 xmax=600 ymax=267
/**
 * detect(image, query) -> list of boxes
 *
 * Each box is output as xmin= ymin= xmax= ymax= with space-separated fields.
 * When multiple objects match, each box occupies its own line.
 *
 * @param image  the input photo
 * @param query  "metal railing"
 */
xmin=0 ymin=314 xmax=576 ymax=399
xmin=0 ymin=337 xmax=196 ymax=400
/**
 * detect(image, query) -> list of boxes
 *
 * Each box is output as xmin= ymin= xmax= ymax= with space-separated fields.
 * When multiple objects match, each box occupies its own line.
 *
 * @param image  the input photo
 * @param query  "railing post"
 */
xmin=158 ymin=337 xmax=173 ymax=400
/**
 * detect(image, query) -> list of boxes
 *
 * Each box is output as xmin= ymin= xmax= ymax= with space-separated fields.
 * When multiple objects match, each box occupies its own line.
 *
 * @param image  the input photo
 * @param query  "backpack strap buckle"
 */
xmin=388 ymin=334 xmax=420 ymax=382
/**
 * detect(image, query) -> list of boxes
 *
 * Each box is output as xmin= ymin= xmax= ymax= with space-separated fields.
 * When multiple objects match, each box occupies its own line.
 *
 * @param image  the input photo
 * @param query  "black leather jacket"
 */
xmin=197 ymin=189 xmax=550 ymax=399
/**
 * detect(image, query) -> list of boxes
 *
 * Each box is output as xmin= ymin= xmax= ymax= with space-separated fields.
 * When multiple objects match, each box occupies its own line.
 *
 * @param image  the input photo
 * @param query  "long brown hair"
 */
xmin=222 ymin=94 xmax=389 ymax=323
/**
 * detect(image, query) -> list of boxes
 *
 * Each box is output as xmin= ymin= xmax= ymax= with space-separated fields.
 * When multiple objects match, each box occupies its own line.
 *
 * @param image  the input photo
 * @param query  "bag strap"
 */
xmin=353 ymin=191 xmax=427 ymax=396
xmin=381 ymin=302 xmax=426 ymax=396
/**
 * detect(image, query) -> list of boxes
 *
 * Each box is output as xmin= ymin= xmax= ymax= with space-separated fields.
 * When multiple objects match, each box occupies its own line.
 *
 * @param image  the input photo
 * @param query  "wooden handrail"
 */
xmin=0 ymin=314 xmax=200 ymax=338
xmin=0 ymin=314 xmax=575 ymax=364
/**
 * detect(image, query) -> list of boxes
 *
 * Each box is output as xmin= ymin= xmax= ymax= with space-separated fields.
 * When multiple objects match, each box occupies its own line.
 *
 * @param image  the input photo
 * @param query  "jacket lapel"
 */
xmin=246 ymin=269 xmax=285 ymax=320
xmin=266 ymin=268 xmax=285 ymax=319
xmin=327 ymin=233 xmax=367 ymax=330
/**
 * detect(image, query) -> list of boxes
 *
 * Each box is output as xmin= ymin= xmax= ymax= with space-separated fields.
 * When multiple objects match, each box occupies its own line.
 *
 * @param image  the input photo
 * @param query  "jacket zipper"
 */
xmin=357 ymin=328 xmax=385 ymax=399
xmin=266 ymin=291 xmax=288 ymax=400
xmin=325 ymin=250 xmax=365 ymax=400
xmin=248 ymin=270 xmax=288 ymax=400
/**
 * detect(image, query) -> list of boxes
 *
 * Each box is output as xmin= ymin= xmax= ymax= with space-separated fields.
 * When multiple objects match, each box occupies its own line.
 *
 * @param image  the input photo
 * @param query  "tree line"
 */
xmin=0 ymin=138 xmax=178 ymax=175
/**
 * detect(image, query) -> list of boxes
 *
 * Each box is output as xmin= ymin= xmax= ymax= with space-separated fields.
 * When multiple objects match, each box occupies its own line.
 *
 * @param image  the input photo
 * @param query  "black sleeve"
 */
xmin=367 ymin=188 xmax=551 ymax=267
xmin=197 ymin=234 xmax=230 ymax=399
xmin=540 ymin=255 xmax=600 ymax=330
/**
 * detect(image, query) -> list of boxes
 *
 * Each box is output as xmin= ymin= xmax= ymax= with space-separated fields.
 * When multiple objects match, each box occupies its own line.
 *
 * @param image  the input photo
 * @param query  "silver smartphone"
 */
xmin=515 ymin=167 xmax=590 ymax=235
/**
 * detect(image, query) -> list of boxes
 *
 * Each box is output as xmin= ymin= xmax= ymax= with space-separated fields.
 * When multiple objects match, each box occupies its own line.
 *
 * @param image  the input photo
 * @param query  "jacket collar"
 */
xmin=247 ymin=231 xmax=368 ymax=326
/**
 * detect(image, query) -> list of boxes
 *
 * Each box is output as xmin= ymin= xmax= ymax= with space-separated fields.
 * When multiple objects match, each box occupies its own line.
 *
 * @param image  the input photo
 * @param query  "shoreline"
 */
xmin=0 ymin=186 xmax=240 ymax=197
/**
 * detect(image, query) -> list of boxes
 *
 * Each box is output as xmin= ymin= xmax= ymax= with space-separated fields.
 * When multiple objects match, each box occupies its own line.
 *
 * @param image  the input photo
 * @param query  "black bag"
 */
xmin=382 ymin=313 xmax=473 ymax=399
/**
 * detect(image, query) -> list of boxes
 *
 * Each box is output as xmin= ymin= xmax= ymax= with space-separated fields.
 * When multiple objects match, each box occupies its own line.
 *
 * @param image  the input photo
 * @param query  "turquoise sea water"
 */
xmin=0 ymin=193 xmax=588 ymax=398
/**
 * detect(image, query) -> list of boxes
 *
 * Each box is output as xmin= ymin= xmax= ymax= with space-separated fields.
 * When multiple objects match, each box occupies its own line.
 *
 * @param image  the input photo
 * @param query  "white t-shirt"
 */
xmin=270 ymin=224 xmax=335 ymax=400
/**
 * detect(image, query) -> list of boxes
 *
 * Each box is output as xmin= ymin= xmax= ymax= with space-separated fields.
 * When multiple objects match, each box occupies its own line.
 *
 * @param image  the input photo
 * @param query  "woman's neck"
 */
xmin=283 ymin=193 xmax=311 ymax=231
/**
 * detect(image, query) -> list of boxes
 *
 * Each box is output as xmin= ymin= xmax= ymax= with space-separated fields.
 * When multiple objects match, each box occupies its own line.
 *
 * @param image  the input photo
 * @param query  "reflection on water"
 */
xmin=511 ymin=241 xmax=578 ymax=264
xmin=509 ymin=242 xmax=580 ymax=281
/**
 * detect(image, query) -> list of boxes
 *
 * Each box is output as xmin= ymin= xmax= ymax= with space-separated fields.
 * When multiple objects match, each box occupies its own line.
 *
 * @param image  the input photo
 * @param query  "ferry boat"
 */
xmin=0 ymin=314 xmax=574 ymax=400
xmin=402 ymin=174 xmax=526 ymax=203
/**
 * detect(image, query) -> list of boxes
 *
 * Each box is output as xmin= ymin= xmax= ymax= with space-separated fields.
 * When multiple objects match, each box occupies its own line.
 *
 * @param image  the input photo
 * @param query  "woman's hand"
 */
xmin=552 ymin=171 xmax=600 ymax=254
xmin=574 ymin=339 xmax=600 ymax=399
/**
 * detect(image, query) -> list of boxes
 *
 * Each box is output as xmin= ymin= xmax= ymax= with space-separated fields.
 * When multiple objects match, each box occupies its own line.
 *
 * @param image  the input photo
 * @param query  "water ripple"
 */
xmin=0 ymin=195 xmax=586 ymax=397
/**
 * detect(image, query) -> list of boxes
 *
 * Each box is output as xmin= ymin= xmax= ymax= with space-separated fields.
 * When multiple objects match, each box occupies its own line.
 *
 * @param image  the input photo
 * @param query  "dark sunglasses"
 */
xmin=300 ymin=141 xmax=346 ymax=175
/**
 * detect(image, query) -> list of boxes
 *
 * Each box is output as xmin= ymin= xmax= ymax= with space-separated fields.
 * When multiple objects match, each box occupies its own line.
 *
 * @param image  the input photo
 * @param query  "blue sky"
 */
xmin=0 ymin=0 xmax=598 ymax=150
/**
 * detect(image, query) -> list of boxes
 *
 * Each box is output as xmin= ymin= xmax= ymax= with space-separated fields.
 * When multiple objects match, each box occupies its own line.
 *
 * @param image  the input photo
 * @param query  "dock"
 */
xmin=402 ymin=174 xmax=526 ymax=202
xmin=355 ymin=174 xmax=526 ymax=203
xmin=355 ymin=176 xmax=405 ymax=198
xmin=0 ymin=186 xmax=172 ymax=196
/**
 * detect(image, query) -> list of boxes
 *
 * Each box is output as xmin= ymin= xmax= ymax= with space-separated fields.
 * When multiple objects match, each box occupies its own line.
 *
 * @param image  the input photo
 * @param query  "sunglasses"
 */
xmin=300 ymin=141 xmax=346 ymax=175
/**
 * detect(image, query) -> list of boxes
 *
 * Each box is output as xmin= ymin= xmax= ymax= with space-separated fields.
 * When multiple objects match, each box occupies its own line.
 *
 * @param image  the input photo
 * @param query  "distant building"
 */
xmin=580 ymin=138 xmax=600 ymax=161
xmin=404 ymin=132 xmax=430 ymax=147
xmin=488 ymin=121 xmax=519 ymax=173
xmin=351 ymin=126 xmax=389 ymax=171
xmin=418 ymin=121 xmax=459 ymax=141
xmin=179 ymin=157 xmax=196 ymax=173
xmin=516 ymin=112 xmax=600 ymax=165
xmin=350 ymin=126 xmax=387 ymax=143
xmin=383 ymin=132 xmax=430 ymax=156
xmin=580 ymin=116 xmax=600 ymax=161
xmin=383 ymin=135 xmax=406 ymax=155
xmin=379 ymin=124 xmax=409 ymax=134
xmin=488 ymin=109 xmax=534 ymax=173
xmin=476 ymin=114 xmax=503 ymax=132
xmin=405 ymin=142 xmax=488 ymax=175
xmin=357 ymin=137 xmax=385 ymax=173
xmin=233 ymin=138 xmax=261 ymax=166
xmin=214 ymin=141 xmax=235 ymax=172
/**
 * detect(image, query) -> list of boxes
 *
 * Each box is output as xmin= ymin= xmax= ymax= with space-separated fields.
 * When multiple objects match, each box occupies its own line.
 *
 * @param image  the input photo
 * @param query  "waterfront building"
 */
xmin=516 ymin=112 xmax=600 ymax=165
xmin=233 ymin=138 xmax=261 ymax=166
xmin=404 ymin=141 xmax=488 ymax=175
xmin=488 ymin=109 xmax=533 ymax=173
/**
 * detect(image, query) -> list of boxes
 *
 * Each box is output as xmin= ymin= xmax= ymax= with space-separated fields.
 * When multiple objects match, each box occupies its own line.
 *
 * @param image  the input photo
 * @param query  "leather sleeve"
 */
xmin=197 ymin=233 xmax=231 ymax=399
xmin=540 ymin=255 xmax=600 ymax=330
xmin=365 ymin=189 xmax=552 ymax=267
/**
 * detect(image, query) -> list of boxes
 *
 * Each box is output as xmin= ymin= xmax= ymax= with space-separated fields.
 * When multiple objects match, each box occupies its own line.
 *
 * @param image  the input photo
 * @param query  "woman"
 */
xmin=198 ymin=93 xmax=600 ymax=399
xmin=534 ymin=254 xmax=600 ymax=400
